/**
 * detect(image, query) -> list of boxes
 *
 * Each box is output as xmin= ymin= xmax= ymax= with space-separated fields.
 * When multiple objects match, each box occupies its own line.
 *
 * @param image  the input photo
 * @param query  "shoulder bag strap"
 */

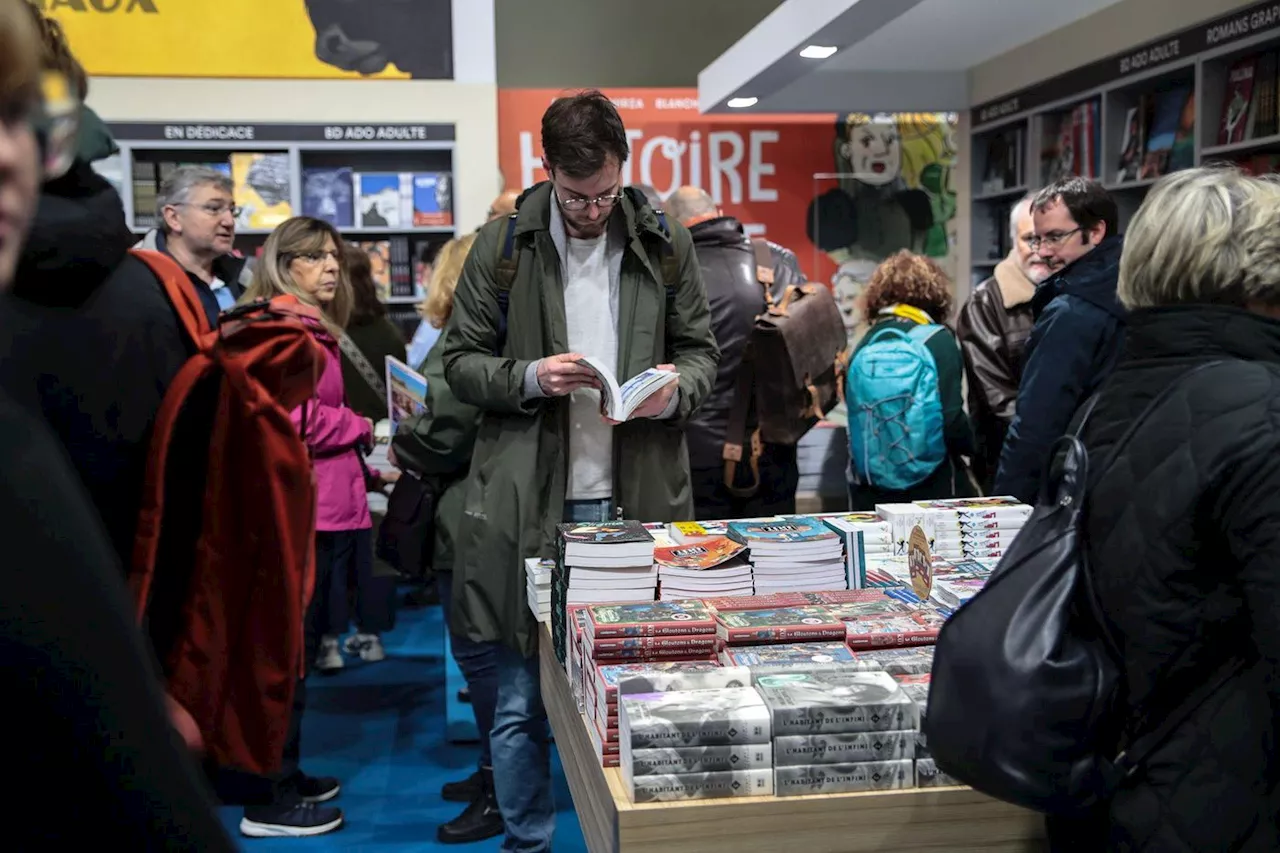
xmin=749 ymin=238 xmax=776 ymax=307
xmin=336 ymin=332 xmax=388 ymax=402
xmin=722 ymin=348 xmax=762 ymax=499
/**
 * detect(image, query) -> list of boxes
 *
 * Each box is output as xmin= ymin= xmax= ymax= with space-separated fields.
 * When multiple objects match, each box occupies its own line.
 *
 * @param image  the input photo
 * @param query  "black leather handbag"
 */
xmin=927 ymin=361 xmax=1243 ymax=813
xmin=375 ymin=470 xmax=438 ymax=581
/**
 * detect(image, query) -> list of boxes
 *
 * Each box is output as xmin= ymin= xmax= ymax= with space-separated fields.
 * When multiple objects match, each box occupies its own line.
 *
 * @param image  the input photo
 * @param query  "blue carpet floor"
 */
xmin=218 ymin=601 xmax=587 ymax=852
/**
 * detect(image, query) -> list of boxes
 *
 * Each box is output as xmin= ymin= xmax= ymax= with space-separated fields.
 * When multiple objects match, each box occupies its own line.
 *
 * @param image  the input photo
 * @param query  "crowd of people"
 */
xmin=2 ymin=0 xmax=1280 ymax=850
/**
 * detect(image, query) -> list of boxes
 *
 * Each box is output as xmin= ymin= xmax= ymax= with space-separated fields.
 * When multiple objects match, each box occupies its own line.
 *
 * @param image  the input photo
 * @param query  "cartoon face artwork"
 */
xmin=841 ymin=117 xmax=902 ymax=187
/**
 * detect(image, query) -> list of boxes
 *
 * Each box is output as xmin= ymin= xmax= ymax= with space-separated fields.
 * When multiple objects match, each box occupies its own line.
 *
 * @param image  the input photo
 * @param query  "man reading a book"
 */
xmin=441 ymin=89 xmax=719 ymax=853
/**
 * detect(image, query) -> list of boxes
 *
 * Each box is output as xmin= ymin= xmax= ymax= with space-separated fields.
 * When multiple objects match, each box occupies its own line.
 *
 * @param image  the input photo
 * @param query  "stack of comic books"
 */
xmin=817 ymin=513 xmax=893 ymax=589
xmin=714 ymin=606 xmax=847 ymax=648
xmin=911 ymin=497 xmax=1032 ymax=561
xmin=721 ymin=641 xmax=859 ymax=681
xmin=755 ymin=669 xmax=917 ymax=796
xmin=653 ymin=537 xmax=754 ymax=600
xmin=590 ymin=661 xmax=750 ymax=769
xmin=551 ymin=521 xmax=658 ymax=666
xmin=726 ymin=517 xmax=846 ymax=593
xmin=525 ymin=557 xmax=554 ymax=623
xmin=618 ymin=686 xmax=775 ymax=802
xmin=888 ymin=671 xmax=956 ymax=787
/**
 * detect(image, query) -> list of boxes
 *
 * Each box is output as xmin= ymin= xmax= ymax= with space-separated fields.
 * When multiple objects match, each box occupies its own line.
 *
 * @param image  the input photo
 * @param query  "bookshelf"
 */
xmin=968 ymin=0 xmax=1280 ymax=286
xmin=96 ymin=121 xmax=458 ymax=333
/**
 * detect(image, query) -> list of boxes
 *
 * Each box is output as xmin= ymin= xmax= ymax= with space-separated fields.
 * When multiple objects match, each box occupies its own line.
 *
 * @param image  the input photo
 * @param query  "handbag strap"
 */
xmin=337 ymin=332 xmax=388 ymax=403
xmin=722 ymin=348 xmax=762 ymax=498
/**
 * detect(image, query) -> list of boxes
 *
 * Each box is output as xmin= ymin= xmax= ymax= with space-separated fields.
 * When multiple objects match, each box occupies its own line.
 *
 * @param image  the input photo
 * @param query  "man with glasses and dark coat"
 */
xmin=135 ymin=165 xmax=253 ymax=327
xmin=994 ymin=177 xmax=1126 ymax=503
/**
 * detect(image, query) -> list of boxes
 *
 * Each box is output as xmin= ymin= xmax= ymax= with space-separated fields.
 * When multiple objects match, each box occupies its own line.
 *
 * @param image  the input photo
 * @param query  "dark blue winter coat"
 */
xmin=993 ymin=235 xmax=1127 ymax=503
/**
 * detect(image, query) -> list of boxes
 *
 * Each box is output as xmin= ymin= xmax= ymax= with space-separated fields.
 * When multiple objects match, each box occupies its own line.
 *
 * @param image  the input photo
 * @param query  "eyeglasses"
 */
xmin=554 ymin=188 xmax=623 ymax=212
xmin=289 ymin=250 xmax=340 ymax=265
xmin=174 ymin=201 xmax=243 ymax=218
xmin=1028 ymin=228 xmax=1081 ymax=249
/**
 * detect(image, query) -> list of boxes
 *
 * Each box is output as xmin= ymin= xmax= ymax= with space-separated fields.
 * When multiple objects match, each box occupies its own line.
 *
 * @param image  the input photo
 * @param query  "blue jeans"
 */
xmin=438 ymin=570 xmax=498 ymax=769
xmin=488 ymin=498 xmax=609 ymax=852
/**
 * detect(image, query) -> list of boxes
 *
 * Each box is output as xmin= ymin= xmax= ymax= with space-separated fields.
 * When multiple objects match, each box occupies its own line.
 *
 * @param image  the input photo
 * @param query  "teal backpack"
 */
xmin=846 ymin=319 xmax=946 ymax=491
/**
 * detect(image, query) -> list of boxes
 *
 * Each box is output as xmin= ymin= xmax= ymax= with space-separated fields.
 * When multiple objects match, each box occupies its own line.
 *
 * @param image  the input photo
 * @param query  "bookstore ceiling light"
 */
xmin=727 ymin=97 xmax=758 ymax=108
xmin=800 ymin=45 xmax=839 ymax=59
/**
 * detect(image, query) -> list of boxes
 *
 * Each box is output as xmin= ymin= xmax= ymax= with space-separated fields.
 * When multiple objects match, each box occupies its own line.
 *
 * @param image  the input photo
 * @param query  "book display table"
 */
xmin=539 ymin=624 xmax=1047 ymax=853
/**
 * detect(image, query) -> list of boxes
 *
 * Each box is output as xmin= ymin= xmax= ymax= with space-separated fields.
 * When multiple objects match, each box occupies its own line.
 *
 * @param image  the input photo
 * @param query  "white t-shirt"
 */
xmin=563 ymin=234 xmax=616 ymax=500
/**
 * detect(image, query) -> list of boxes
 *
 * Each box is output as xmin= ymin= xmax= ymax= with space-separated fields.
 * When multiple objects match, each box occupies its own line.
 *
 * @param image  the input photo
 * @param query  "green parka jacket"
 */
xmin=441 ymin=182 xmax=719 ymax=657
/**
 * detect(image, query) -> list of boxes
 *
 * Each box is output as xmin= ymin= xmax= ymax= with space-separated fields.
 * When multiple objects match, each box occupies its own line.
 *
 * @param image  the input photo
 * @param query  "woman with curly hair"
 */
xmin=846 ymin=250 xmax=976 ymax=508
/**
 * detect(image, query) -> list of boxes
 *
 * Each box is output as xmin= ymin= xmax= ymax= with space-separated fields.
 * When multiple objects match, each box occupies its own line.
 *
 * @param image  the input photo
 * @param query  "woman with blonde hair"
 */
xmin=1044 ymin=165 xmax=1280 ymax=850
xmin=390 ymin=232 xmax=501 ymax=843
xmin=238 ymin=216 xmax=372 ymax=836
xmin=406 ymin=233 xmax=477 ymax=368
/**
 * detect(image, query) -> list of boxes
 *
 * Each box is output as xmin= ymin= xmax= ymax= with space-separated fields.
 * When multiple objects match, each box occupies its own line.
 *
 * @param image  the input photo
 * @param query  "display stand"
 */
xmin=968 ymin=0 xmax=1280 ymax=286
xmin=539 ymin=624 xmax=1046 ymax=853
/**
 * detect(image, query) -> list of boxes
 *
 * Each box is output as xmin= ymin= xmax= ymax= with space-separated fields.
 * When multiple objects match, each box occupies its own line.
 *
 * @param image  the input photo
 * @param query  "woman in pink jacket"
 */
xmin=239 ymin=216 xmax=376 ymax=836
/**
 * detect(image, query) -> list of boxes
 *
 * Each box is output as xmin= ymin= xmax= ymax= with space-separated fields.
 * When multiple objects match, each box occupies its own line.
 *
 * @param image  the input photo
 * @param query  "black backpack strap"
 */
xmin=493 ymin=213 xmax=519 ymax=356
xmin=652 ymin=209 xmax=679 ymax=305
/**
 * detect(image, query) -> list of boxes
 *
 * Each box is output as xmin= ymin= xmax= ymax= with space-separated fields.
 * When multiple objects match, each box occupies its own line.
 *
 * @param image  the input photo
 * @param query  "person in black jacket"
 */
xmin=0 ymin=3 xmax=234 ymax=848
xmin=1053 ymin=165 xmax=1280 ymax=851
xmin=994 ymin=177 xmax=1125 ymax=503
xmin=666 ymin=185 xmax=804 ymax=518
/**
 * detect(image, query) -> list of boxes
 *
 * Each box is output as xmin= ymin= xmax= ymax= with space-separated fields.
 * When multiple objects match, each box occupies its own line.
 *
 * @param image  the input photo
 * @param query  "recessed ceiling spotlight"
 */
xmin=800 ymin=45 xmax=838 ymax=59
xmin=727 ymin=97 xmax=758 ymax=108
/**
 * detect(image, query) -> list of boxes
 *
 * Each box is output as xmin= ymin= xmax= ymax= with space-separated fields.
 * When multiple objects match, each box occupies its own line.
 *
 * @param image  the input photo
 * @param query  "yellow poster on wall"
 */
xmin=38 ymin=0 xmax=454 ymax=80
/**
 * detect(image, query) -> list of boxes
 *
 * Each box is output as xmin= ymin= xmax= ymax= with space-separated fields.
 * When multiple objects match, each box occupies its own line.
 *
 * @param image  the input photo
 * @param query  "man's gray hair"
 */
xmin=1008 ymin=191 xmax=1037 ymax=242
xmin=157 ymin=165 xmax=234 ymax=232
xmin=666 ymin=186 xmax=718 ymax=223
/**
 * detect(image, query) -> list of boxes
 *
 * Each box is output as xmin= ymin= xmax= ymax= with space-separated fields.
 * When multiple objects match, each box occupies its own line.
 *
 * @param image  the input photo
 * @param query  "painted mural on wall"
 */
xmin=807 ymin=112 xmax=959 ymax=337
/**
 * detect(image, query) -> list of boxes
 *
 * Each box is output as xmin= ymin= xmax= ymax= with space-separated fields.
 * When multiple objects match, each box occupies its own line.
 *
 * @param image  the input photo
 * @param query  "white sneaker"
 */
xmin=343 ymin=632 xmax=386 ymax=662
xmin=316 ymin=635 xmax=344 ymax=672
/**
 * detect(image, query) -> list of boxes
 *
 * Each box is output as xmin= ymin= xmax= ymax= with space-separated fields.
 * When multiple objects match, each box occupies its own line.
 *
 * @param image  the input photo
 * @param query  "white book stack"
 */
xmin=727 ymin=518 xmax=846 ymax=594
xmin=658 ymin=559 xmax=755 ymax=600
xmin=912 ymin=498 xmax=1033 ymax=561
xmin=818 ymin=513 xmax=894 ymax=590
xmin=558 ymin=521 xmax=659 ymax=607
xmin=525 ymin=557 xmax=553 ymax=622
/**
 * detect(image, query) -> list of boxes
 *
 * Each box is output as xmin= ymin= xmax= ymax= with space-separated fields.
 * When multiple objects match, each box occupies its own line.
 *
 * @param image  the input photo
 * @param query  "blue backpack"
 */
xmin=846 ymin=322 xmax=946 ymax=491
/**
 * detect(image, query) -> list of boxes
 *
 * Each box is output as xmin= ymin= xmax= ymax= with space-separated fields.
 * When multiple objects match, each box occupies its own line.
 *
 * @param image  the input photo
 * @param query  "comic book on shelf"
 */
xmin=773 ymin=730 xmax=915 ymax=766
xmin=652 ymin=536 xmax=746 ymax=569
xmin=583 ymin=600 xmax=716 ymax=639
xmin=618 ymin=688 xmax=772 ymax=749
xmin=774 ymin=759 xmax=913 ymax=796
xmin=625 ymin=769 xmax=774 ymax=803
xmin=623 ymin=744 xmax=773 ymax=777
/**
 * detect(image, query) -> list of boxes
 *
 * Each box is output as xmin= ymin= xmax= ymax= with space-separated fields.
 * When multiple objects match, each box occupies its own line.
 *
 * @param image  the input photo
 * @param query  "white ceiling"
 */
xmin=699 ymin=0 xmax=1129 ymax=113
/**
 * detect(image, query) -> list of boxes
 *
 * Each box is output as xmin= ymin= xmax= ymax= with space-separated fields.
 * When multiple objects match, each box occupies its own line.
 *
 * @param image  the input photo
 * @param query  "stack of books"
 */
xmin=843 ymin=608 xmax=947 ymax=650
xmin=755 ymin=669 xmax=917 ymax=796
xmin=589 ymin=661 xmax=749 ymax=768
xmin=525 ymin=557 xmax=553 ymax=623
xmin=819 ymin=513 xmax=893 ymax=589
xmin=551 ymin=520 xmax=658 ymax=665
xmin=618 ymin=686 xmax=774 ymax=802
xmin=727 ymin=517 xmax=846 ymax=593
xmin=888 ymin=671 xmax=955 ymax=787
xmin=915 ymin=497 xmax=1031 ymax=561
xmin=653 ymin=537 xmax=753 ymax=600
xmin=721 ymin=641 xmax=858 ymax=678
xmin=714 ymin=605 xmax=847 ymax=648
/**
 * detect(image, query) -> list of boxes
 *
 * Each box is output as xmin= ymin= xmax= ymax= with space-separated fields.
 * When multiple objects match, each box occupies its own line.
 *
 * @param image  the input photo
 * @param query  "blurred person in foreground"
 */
xmin=666 ymin=184 xmax=805 ymax=518
xmin=956 ymin=192 xmax=1047 ymax=493
xmin=0 ymin=0 xmax=233 ymax=847
xmin=1051 ymin=166 xmax=1280 ymax=849
xmin=391 ymin=232 xmax=504 ymax=844
xmin=339 ymin=242 xmax=406 ymax=422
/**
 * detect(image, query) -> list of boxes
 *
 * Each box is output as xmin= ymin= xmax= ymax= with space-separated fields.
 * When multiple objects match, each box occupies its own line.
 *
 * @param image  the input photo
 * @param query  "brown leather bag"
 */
xmin=722 ymin=241 xmax=850 ymax=496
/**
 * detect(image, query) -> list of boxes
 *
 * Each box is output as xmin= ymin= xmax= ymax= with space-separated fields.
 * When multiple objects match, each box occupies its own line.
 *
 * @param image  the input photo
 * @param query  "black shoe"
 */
xmin=441 ymin=769 xmax=481 ymax=803
xmin=293 ymin=772 xmax=341 ymax=804
xmin=457 ymin=686 xmax=471 ymax=704
xmin=240 ymin=802 xmax=344 ymax=838
xmin=436 ymin=768 xmax=503 ymax=844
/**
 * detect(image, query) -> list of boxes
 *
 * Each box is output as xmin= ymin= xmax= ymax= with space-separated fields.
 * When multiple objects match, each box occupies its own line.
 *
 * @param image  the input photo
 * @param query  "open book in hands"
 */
xmin=574 ymin=356 xmax=680 ymax=422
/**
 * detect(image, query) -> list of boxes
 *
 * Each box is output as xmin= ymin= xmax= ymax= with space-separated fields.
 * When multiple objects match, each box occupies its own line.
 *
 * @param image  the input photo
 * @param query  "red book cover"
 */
xmin=584 ymin=600 xmax=716 ymax=639
xmin=587 ymin=634 xmax=718 ymax=655
xmin=1222 ymin=58 xmax=1257 ymax=144
xmin=844 ymin=611 xmax=944 ymax=649
xmin=703 ymin=592 xmax=809 ymax=612
xmin=715 ymin=606 xmax=847 ymax=645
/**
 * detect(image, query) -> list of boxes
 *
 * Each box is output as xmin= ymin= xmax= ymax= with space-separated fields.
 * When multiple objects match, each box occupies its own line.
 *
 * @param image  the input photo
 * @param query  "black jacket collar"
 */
xmin=1033 ymin=234 xmax=1125 ymax=319
xmin=1123 ymin=304 xmax=1280 ymax=366
xmin=688 ymin=216 xmax=749 ymax=249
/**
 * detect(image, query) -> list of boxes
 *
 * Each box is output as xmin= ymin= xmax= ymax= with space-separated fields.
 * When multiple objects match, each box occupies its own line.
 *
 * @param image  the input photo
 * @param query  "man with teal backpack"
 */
xmin=845 ymin=251 xmax=976 ymax=508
